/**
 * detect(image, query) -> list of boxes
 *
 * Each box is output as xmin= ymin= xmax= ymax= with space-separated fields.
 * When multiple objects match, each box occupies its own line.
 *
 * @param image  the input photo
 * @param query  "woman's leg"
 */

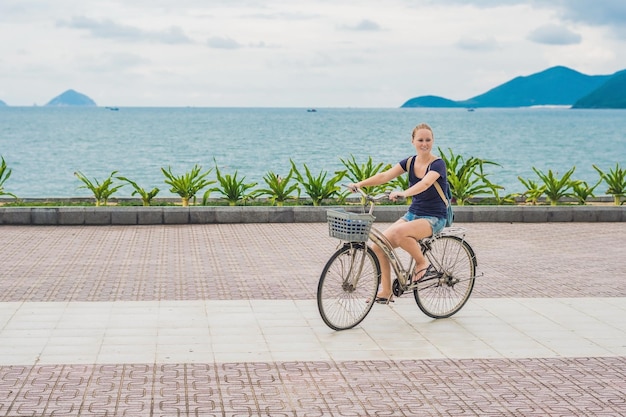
xmin=384 ymin=218 xmax=433 ymax=282
xmin=371 ymin=242 xmax=392 ymax=299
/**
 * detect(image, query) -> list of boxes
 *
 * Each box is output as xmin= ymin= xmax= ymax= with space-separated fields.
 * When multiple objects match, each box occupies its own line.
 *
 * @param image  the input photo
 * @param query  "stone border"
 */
xmin=1 ymin=205 xmax=625 ymax=225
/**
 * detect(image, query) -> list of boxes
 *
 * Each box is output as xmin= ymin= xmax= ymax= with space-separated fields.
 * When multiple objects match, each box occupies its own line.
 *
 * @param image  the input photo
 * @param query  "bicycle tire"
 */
xmin=413 ymin=235 xmax=476 ymax=319
xmin=317 ymin=243 xmax=381 ymax=330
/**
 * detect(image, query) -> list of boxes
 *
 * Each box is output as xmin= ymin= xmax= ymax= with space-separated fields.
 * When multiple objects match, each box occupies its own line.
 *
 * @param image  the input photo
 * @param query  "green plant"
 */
xmin=0 ymin=156 xmax=17 ymax=199
xmin=532 ymin=166 xmax=577 ymax=206
xmin=116 ymin=176 xmax=160 ymax=206
xmin=210 ymin=161 xmax=258 ymax=206
xmin=517 ymin=176 xmax=546 ymax=205
xmin=257 ymin=169 xmax=300 ymax=206
xmin=290 ymin=160 xmax=346 ymax=206
xmin=593 ymin=163 xmax=626 ymax=205
xmin=161 ymin=164 xmax=215 ymax=207
xmin=340 ymin=155 xmax=392 ymax=197
xmin=571 ymin=179 xmax=601 ymax=205
xmin=439 ymin=148 xmax=499 ymax=206
xmin=482 ymin=179 xmax=518 ymax=205
xmin=74 ymin=170 xmax=124 ymax=206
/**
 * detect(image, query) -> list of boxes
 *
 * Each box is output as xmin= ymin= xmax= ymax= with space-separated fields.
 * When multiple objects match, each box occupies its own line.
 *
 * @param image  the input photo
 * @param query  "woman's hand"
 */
xmin=346 ymin=183 xmax=359 ymax=193
xmin=389 ymin=190 xmax=405 ymax=201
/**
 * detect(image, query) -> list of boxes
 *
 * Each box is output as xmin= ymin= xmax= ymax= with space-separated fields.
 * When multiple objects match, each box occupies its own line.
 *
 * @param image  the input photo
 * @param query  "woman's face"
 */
xmin=412 ymin=128 xmax=434 ymax=153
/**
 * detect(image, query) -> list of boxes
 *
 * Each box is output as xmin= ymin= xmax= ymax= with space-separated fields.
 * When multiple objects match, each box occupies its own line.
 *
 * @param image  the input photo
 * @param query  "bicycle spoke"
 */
xmin=317 ymin=245 xmax=380 ymax=330
xmin=414 ymin=235 xmax=476 ymax=319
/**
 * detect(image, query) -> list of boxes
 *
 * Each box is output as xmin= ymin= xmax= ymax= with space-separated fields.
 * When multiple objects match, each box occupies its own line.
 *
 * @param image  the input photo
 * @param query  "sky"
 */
xmin=1 ymin=0 xmax=625 ymax=107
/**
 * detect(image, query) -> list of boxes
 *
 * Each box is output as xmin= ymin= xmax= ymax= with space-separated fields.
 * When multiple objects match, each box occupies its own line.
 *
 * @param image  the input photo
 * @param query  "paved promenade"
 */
xmin=0 ymin=222 xmax=625 ymax=416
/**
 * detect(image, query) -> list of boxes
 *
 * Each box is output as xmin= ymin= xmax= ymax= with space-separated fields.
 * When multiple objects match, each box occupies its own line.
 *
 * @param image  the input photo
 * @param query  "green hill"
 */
xmin=46 ymin=89 xmax=96 ymax=107
xmin=401 ymin=95 xmax=461 ymax=108
xmin=572 ymin=70 xmax=626 ymax=109
xmin=401 ymin=66 xmax=616 ymax=108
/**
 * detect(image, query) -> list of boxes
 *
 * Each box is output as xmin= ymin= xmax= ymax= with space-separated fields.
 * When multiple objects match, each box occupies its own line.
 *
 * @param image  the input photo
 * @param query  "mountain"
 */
xmin=401 ymin=95 xmax=461 ymax=108
xmin=0 ymin=99 xmax=6 ymax=106
xmin=46 ymin=89 xmax=97 ymax=107
xmin=401 ymin=66 xmax=615 ymax=108
xmin=572 ymin=70 xmax=626 ymax=109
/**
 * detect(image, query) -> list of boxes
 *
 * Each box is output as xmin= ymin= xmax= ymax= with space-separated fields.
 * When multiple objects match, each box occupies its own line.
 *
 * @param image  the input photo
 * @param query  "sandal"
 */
xmin=408 ymin=265 xmax=436 ymax=287
xmin=374 ymin=296 xmax=394 ymax=304
xmin=366 ymin=294 xmax=394 ymax=304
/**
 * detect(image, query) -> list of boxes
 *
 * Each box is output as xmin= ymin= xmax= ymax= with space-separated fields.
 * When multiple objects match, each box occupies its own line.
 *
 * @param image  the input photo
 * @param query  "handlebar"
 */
xmin=344 ymin=184 xmax=388 ymax=200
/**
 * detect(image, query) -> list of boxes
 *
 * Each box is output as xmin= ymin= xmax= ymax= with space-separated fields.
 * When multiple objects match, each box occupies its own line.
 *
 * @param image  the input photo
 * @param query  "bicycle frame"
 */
xmin=350 ymin=187 xmax=417 ymax=289
xmin=318 ymin=187 xmax=479 ymax=329
xmin=349 ymin=186 xmax=474 ymax=290
xmin=367 ymin=227 xmax=414 ymax=288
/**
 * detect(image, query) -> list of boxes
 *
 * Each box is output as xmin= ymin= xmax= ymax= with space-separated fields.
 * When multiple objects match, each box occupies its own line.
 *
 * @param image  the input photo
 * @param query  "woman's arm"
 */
xmin=352 ymin=163 xmax=405 ymax=189
xmin=390 ymin=170 xmax=441 ymax=199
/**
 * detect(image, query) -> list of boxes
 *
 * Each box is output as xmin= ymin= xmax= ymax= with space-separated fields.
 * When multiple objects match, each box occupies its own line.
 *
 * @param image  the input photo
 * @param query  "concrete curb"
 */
xmin=1 ymin=205 xmax=625 ymax=225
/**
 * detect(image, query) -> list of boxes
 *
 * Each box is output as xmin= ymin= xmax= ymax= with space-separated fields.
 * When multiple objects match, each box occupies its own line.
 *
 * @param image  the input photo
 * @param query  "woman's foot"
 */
xmin=374 ymin=294 xmax=394 ymax=304
xmin=411 ymin=264 xmax=434 ymax=284
xmin=367 ymin=292 xmax=394 ymax=304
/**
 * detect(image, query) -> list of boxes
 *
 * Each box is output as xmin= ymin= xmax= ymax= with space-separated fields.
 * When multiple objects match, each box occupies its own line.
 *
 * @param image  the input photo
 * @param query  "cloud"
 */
xmin=527 ymin=24 xmax=582 ymax=45
xmin=82 ymin=52 xmax=150 ymax=72
xmin=207 ymin=36 xmax=242 ymax=49
xmin=558 ymin=0 xmax=626 ymax=26
xmin=456 ymin=36 xmax=499 ymax=51
xmin=343 ymin=19 xmax=381 ymax=31
xmin=556 ymin=0 xmax=626 ymax=39
xmin=435 ymin=0 xmax=626 ymax=39
xmin=57 ymin=16 xmax=193 ymax=44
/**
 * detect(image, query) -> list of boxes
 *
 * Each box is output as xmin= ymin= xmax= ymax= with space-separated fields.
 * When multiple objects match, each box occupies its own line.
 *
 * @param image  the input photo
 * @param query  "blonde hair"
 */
xmin=412 ymin=123 xmax=434 ymax=140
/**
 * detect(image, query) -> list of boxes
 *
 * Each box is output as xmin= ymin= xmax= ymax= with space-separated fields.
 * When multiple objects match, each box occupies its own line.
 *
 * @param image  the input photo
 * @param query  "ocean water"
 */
xmin=1 ymin=106 xmax=625 ymax=198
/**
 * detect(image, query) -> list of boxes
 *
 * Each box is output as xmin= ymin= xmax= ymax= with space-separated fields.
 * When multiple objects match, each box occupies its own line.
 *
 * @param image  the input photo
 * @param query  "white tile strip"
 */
xmin=0 ymin=298 xmax=624 ymax=366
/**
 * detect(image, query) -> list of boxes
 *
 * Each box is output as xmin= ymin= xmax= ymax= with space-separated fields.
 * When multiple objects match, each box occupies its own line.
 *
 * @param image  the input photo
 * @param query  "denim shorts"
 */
xmin=401 ymin=212 xmax=446 ymax=235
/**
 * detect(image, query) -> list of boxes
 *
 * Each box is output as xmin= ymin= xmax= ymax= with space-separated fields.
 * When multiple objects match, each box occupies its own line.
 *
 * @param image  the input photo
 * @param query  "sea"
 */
xmin=1 ymin=106 xmax=625 ymax=198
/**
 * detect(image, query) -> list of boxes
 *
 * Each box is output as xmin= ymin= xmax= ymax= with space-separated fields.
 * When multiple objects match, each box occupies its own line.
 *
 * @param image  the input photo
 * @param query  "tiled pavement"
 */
xmin=0 ymin=222 xmax=625 ymax=416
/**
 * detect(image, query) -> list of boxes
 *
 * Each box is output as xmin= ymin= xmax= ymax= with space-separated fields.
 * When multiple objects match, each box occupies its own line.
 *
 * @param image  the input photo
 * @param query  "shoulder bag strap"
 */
xmin=433 ymin=181 xmax=449 ymax=207
xmin=428 ymin=158 xmax=449 ymax=207
xmin=404 ymin=155 xmax=415 ymax=172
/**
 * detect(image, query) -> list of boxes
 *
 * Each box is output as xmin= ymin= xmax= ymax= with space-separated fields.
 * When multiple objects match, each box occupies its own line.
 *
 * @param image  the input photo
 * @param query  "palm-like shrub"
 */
xmin=517 ymin=176 xmax=546 ymax=205
xmin=482 ymin=179 xmax=518 ymax=205
xmin=0 ymin=156 xmax=17 ymax=199
xmin=211 ymin=162 xmax=258 ymax=206
xmin=593 ymin=163 xmax=626 ymax=205
xmin=161 ymin=164 xmax=214 ymax=207
xmin=290 ymin=160 xmax=346 ymax=206
xmin=571 ymin=179 xmax=601 ymax=205
xmin=340 ymin=155 xmax=392 ymax=197
xmin=257 ymin=169 xmax=300 ymax=206
xmin=74 ymin=170 xmax=124 ymax=206
xmin=532 ymin=166 xmax=577 ymax=206
xmin=439 ymin=148 xmax=499 ymax=206
xmin=117 ymin=176 xmax=160 ymax=206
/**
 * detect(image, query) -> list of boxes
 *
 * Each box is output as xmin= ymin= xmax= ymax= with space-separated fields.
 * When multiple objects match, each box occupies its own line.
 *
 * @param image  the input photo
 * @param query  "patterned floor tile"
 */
xmin=0 ymin=223 xmax=625 ymax=302
xmin=1 ymin=358 xmax=625 ymax=416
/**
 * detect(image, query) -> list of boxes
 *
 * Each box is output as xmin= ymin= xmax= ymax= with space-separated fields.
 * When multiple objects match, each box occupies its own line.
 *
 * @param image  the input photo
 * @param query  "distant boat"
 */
xmin=307 ymin=109 xmax=317 ymax=112
xmin=467 ymin=108 xmax=475 ymax=112
xmin=106 ymin=107 xmax=119 ymax=111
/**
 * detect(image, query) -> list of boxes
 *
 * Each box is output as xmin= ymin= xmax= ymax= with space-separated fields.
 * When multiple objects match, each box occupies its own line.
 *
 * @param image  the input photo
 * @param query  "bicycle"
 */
xmin=317 ymin=187 xmax=478 ymax=331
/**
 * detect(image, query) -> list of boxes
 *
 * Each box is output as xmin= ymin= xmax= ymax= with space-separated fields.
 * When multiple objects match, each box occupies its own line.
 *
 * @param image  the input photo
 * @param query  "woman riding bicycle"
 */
xmin=348 ymin=123 xmax=449 ymax=304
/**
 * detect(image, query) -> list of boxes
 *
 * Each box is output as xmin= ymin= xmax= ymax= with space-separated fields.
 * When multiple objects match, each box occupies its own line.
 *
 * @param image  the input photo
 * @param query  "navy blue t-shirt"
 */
xmin=399 ymin=156 xmax=448 ymax=219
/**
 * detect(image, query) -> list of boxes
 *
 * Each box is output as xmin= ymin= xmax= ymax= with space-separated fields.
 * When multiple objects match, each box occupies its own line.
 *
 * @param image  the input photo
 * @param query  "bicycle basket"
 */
xmin=326 ymin=209 xmax=375 ymax=242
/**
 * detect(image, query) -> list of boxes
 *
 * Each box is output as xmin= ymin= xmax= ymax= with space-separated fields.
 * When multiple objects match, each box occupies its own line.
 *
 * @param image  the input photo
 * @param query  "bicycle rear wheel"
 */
xmin=414 ymin=235 xmax=476 ymax=319
xmin=317 ymin=243 xmax=381 ymax=330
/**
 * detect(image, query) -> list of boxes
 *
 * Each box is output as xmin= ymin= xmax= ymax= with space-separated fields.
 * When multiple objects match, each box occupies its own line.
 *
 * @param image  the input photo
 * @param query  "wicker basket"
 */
xmin=326 ymin=209 xmax=375 ymax=242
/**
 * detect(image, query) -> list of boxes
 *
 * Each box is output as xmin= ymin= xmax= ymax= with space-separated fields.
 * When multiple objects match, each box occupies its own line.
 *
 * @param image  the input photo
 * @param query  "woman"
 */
xmin=348 ymin=123 xmax=449 ymax=303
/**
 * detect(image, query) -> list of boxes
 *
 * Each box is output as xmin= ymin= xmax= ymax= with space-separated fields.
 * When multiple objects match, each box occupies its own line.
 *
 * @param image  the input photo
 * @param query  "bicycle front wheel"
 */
xmin=317 ymin=243 xmax=381 ymax=330
xmin=414 ymin=235 xmax=476 ymax=319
